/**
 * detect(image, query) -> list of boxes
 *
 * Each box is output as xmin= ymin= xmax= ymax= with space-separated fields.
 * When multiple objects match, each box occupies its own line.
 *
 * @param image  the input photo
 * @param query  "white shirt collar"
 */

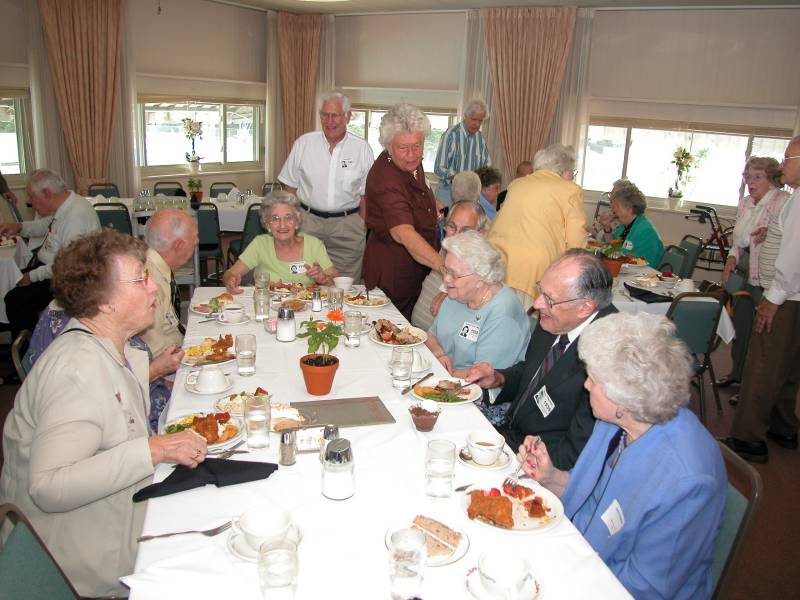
xmin=564 ymin=310 xmax=600 ymax=346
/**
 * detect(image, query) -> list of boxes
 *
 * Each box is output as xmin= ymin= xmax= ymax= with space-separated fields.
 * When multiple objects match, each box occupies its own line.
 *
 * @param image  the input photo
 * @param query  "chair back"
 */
xmin=210 ymin=181 xmax=237 ymax=198
xmin=261 ymin=181 xmax=284 ymax=196
xmin=658 ymin=244 xmax=689 ymax=276
xmin=4 ymin=196 xmax=23 ymax=223
xmin=592 ymin=196 xmax=610 ymax=222
xmin=712 ymin=443 xmax=763 ymax=598
xmin=196 ymin=203 xmax=221 ymax=247
xmin=94 ymin=203 xmax=133 ymax=236
xmin=87 ymin=182 xmax=120 ymax=198
xmin=153 ymin=181 xmax=184 ymax=197
xmin=0 ymin=504 xmax=80 ymax=599
xmin=241 ymin=203 xmax=265 ymax=249
xmin=678 ymin=234 xmax=703 ymax=279
xmin=11 ymin=329 xmax=32 ymax=382
xmin=666 ymin=292 xmax=723 ymax=356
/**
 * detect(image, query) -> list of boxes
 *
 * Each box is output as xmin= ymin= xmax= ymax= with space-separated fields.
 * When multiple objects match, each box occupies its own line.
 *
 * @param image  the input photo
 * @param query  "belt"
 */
xmin=300 ymin=202 xmax=359 ymax=219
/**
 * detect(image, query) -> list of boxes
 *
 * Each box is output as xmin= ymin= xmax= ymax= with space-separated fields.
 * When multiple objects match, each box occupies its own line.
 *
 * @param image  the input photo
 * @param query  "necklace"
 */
xmin=470 ymin=286 xmax=495 ymax=321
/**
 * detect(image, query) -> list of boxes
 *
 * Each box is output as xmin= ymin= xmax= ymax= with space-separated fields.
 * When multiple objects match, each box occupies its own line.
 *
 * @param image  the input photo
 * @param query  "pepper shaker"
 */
xmin=279 ymin=430 xmax=297 ymax=466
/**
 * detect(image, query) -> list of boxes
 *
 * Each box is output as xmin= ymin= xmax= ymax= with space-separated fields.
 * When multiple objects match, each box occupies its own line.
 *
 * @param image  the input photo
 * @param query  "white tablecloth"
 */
xmin=210 ymin=197 xmax=263 ymax=232
xmin=128 ymin=287 xmax=631 ymax=600
xmin=0 ymin=239 xmax=32 ymax=323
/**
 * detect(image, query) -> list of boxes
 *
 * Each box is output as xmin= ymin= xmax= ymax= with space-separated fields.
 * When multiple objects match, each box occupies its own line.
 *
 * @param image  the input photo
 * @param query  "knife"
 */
xmin=401 ymin=372 xmax=433 ymax=395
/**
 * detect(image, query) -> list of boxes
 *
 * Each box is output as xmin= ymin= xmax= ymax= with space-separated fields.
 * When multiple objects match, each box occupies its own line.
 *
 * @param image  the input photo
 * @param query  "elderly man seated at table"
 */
xmin=0 ymin=229 xmax=209 ymax=597
xmin=474 ymin=165 xmax=502 ymax=220
xmin=597 ymin=181 xmax=664 ymax=268
xmin=425 ymin=231 xmax=529 ymax=425
xmin=467 ymin=249 xmax=616 ymax=469
xmin=519 ymin=312 xmax=726 ymax=599
xmin=223 ymin=190 xmax=337 ymax=293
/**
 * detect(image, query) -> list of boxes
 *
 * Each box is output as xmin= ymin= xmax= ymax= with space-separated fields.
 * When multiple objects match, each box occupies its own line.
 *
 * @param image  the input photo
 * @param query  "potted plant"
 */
xmin=668 ymin=146 xmax=693 ymax=199
xmin=600 ymin=238 xmax=626 ymax=277
xmin=187 ymin=178 xmax=203 ymax=208
xmin=182 ymin=117 xmax=203 ymax=174
xmin=296 ymin=316 xmax=343 ymax=395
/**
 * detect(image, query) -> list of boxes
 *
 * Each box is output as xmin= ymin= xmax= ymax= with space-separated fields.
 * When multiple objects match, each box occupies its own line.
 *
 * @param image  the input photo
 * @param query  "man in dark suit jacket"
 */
xmin=496 ymin=160 xmax=533 ymax=211
xmin=467 ymin=249 xmax=616 ymax=470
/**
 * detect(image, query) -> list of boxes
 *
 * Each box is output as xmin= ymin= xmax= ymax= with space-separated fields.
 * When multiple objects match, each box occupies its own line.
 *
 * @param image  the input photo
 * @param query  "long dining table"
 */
xmin=126 ymin=286 xmax=632 ymax=599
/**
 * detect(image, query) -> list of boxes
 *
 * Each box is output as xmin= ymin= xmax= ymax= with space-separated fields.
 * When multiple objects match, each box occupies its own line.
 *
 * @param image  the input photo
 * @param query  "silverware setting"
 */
xmin=137 ymin=521 xmax=231 ymax=542
xmin=208 ymin=440 xmax=246 ymax=458
xmin=401 ymin=372 xmax=433 ymax=395
xmin=503 ymin=436 xmax=539 ymax=491
xmin=455 ymin=473 xmax=531 ymax=493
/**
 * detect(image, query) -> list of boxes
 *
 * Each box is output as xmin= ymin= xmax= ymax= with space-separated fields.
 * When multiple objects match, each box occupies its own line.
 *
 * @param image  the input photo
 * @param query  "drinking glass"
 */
xmin=253 ymin=288 xmax=270 ymax=322
xmin=236 ymin=334 xmax=257 ymax=377
xmin=343 ymin=311 xmax=362 ymax=348
xmin=328 ymin=287 xmax=344 ymax=312
xmin=390 ymin=346 xmax=413 ymax=389
xmin=244 ymin=393 xmax=270 ymax=448
xmin=254 ymin=269 xmax=270 ymax=290
xmin=258 ymin=540 xmax=298 ymax=599
xmin=425 ymin=439 xmax=456 ymax=498
xmin=388 ymin=527 xmax=427 ymax=600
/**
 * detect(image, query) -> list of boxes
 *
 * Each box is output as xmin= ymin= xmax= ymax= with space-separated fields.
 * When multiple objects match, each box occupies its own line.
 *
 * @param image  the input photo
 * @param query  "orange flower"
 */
xmin=314 ymin=321 xmax=328 ymax=331
xmin=327 ymin=309 xmax=345 ymax=322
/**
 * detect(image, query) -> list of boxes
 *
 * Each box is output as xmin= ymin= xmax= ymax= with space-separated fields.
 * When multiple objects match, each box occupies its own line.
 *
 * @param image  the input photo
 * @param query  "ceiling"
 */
xmin=212 ymin=0 xmax=796 ymax=15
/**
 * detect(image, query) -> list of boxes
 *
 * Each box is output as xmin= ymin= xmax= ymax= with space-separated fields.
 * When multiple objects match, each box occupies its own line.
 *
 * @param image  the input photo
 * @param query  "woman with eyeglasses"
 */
xmin=223 ymin=190 xmax=337 ymax=292
xmin=518 ymin=312 xmax=726 ymax=600
xmin=0 ymin=229 xmax=208 ymax=597
xmin=597 ymin=181 xmax=664 ymax=268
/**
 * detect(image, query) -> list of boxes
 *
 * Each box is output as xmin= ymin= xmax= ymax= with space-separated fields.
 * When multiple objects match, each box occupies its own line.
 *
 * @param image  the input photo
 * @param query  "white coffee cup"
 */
xmin=333 ymin=276 xmax=354 ymax=291
xmin=232 ymin=503 xmax=292 ymax=552
xmin=478 ymin=553 xmax=532 ymax=600
xmin=222 ymin=302 xmax=245 ymax=323
xmin=188 ymin=365 xmax=229 ymax=393
xmin=466 ymin=431 xmax=505 ymax=466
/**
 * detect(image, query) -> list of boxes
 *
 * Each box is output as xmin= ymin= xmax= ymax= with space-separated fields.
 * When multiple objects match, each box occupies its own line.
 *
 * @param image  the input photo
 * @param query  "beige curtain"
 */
xmin=481 ymin=7 xmax=576 ymax=174
xmin=38 ymin=0 xmax=121 ymax=195
xmin=277 ymin=12 xmax=321 ymax=163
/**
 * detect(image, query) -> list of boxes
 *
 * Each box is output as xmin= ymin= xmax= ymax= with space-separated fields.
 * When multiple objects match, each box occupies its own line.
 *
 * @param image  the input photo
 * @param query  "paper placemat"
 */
xmin=294 ymin=396 xmax=395 ymax=428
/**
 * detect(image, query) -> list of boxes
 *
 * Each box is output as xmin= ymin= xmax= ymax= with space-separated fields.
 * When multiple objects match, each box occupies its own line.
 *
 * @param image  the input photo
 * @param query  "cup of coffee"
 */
xmin=232 ymin=503 xmax=291 ymax=552
xmin=222 ymin=302 xmax=245 ymax=323
xmin=333 ymin=276 xmax=354 ymax=291
xmin=187 ymin=365 xmax=229 ymax=393
xmin=478 ymin=553 xmax=532 ymax=599
xmin=466 ymin=431 xmax=505 ymax=466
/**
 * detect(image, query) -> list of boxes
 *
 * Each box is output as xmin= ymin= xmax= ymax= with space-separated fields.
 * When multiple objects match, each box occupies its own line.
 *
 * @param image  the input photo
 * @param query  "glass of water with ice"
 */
xmin=388 ymin=527 xmax=427 ymax=600
xmin=235 ymin=334 xmax=257 ymax=377
xmin=390 ymin=346 xmax=413 ymax=389
xmin=425 ymin=439 xmax=456 ymax=498
xmin=244 ymin=393 xmax=270 ymax=449
xmin=258 ymin=540 xmax=298 ymax=599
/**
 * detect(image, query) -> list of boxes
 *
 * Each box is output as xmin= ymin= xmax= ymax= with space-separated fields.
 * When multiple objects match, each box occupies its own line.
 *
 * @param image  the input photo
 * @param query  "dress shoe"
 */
xmin=716 ymin=375 xmax=740 ymax=388
xmin=729 ymin=394 xmax=739 ymax=407
xmin=766 ymin=430 xmax=798 ymax=450
xmin=720 ymin=437 xmax=768 ymax=464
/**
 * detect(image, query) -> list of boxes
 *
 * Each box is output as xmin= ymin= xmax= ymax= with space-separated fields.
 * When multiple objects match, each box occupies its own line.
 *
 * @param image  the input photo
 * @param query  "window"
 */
xmin=0 ymin=96 xmax=27 ymax=175
xmin=582 ymin=122 xmax=792 ymax=207
xmin=347 ymin=107 xmax=457 ymax=173
xmin=138 ymin=101 xmax=261 ymax=167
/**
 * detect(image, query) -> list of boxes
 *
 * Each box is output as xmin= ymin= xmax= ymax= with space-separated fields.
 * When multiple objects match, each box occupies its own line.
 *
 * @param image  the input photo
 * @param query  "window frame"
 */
xmin=0 ymin=91 xmax=31 ymax=180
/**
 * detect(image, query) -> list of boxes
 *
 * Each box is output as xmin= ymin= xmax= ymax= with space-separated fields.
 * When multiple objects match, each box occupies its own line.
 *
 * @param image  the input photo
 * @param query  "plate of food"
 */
xmin=281 ymin=298 xmax=308 ymax=312
xmin=163 ymin=412 xmax=243 ymax=449
xmin=384 ymin=515 xmax=469 ymax=567
xmin=0 ymin=235 xmax=18 ymax=247
xmin=191 ymin=292 xmax=235 ymax=315
xmin=181 ymin=334 xmax=235 ymax=366
xmin=214 ymin=389 xmax=307 ymax=432
xmin=345 ymin=292 xmax=390 ymax=308
xmin=411 ymin=378 xmax=481 ymax=405
xmin=270 ymin=281 xmax=304 ymax=295
xmin=620 ymin=256 xmax=649 ymax=270
xmin=461 ymin=481 xmax=563 ymax=534
xmin=368 ymin=319 xmax=427 ymax=347
xmin=295 ymin=285 xmax=328 ymax=301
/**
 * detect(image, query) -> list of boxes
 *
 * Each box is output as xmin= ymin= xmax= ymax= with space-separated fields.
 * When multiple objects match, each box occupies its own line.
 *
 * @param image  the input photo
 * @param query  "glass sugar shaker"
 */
xmin=318 ymin=424 xmax=340 ymax=463
xmin=322 ymin=438 xmax=354 ymax=500
xmin=311 ymin=288 xmax=322 ymax=312
xmin=276 ymin=307 xmax=296 ymax=342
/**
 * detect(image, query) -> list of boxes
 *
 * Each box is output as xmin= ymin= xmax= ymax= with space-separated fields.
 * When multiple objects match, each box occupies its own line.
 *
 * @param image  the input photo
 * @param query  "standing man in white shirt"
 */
xmin=723 ymin=135 xmax=800 ymax=463
xmin=278 ymin=92 xmax=374 ymax=281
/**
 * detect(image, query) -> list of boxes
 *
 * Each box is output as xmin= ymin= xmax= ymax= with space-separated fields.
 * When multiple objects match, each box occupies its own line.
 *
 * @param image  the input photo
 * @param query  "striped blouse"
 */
xmin=433 ymin=121 xmax=491 ymax=185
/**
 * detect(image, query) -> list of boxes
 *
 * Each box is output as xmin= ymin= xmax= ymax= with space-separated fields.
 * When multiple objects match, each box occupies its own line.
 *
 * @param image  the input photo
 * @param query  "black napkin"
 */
xmin=133 ymin=458 xmax=278 ymax=502
xmin=623 ymin=282 xmax=672 ymax=303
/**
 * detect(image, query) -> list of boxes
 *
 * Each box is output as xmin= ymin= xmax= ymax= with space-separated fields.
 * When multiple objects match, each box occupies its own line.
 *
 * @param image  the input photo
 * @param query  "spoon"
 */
xmin=459 ymin=447 xmax=473 ymax=462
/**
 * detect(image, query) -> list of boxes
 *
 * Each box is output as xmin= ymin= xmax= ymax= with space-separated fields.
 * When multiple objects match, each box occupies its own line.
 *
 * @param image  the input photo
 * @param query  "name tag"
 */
xmin=622 ymin=240 xmax=634 ymax=251
xmin=601 ymin=499 xmax=625 ymax=536
xmin=341 ymin=158 xmax=354 ymax=168
xmin=458 ymin=322 xmax=480 ymax=342
xmin=533 ymin=386 xmax=555 ymax=418
xmin=289 ymin=261 xmax=306 ymax=275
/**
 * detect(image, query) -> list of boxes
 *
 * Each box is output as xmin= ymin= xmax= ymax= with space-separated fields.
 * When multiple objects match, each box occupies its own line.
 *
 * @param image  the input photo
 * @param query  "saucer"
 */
xmin=465 ymin=566 xmax=541 ymax=600
xmin=457 ymin=447 xmax=511 ymax=471
xmin=217 ymin=314 xmax=251 ymax=326
xmin=184 ymin=375 xmax=234 ymax=395
xmin=227 ymin=523 xmax=303 ymax=562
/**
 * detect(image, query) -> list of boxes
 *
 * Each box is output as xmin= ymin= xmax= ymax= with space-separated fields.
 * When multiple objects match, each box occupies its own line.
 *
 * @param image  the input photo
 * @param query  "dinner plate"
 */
xmin=620 ymin=262 xmax=649 ymax=271
xmin=181 ymin=354 xmax=236 ymax=367
xmin=367 ymin=325 xmax=427 ymax=348
xmin=214 ymin=391 xmax=275 ymax=416
xmin=162 ymin=414 xmax=243 ymax=450
xmin=384 ymin=520 xmax=469 ymax=567
xmin=458 ymin=447 xmax=512 ymax=471
xmin=190 ymin=303 xmax=216 ymax=316
xmin=184 ymin=374 xmax=234 ymax=395
xmin=216 ymin=314 xmax=252 ymax=326
xmin=227 ymin=522 xmax=303 ymax=562
xmin=464 ymin=565 xmax=542 ymax=600
xmin=410 ymin=377 xmax=481 ymax=406
xmin=345 ymin=294 xmax=390 ymax=309
xmin=460 ymin=482 xmax=564 ymax=534
xmin=270 ymin=283 xmax=304 ymax=295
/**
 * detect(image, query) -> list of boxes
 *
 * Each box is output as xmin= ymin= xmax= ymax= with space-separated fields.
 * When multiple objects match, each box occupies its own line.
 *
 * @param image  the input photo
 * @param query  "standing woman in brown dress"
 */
xmin=362 ymin=103 xmax=444 ymax=320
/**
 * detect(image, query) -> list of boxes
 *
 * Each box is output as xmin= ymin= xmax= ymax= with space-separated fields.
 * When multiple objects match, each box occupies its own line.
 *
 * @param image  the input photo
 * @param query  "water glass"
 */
xmin=388 ymin=527 xmax=427 ymax=600
xmin=328 ymin=287 xmax=344 ymax=312
xmin=244 ymin=393 xmax=271 ymax=448
xmin=258 ymin=540 xmax=298 ymax=599
xmin=254 ymin=269 xmax=270 ymax=290
xmin=425 ymin=439 xmax=456 ymax=498
xmin=236 ymin=334 xmax=257 ymax=377
xmin=390 ymin=346 xmax=413 ymax=389
xmin=253 ymin=288 xmax=270 ymax=322
xmin=343 ymin=311 xmax=362 ymax=348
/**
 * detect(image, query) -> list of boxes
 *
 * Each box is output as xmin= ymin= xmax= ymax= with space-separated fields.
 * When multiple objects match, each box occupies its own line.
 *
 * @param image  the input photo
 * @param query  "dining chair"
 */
xmin=4 ymin=196 xmax=23 ymax=223
xmin=153 ymin=181 xmax=185 ymax=197
xmin=196 ymin=203 xmax=224 ymax=284
xmin=227 ymin=203 xmax=265 ymax=267
xmin=712 ymin=442 xmax=763 ymax=599
xmin=0 ymin=503 xmax=81 ymax=599
xmin=210 ymin=181 xmax=237 ymax=198
xmin=666 ymin=292 xmax=724 ymax=424
xmin=592 ymin=194 xmax=610 ymax=223
xmin=87 ymin=182 xmax=120 ymax=198
xmin=678 ymin=234 xmax=703 ymax=279
xmin=94 ymin=203 xmax=133 ymax=236
xmin=657 ymin=244 xmax=689 ymax=276
xmin=261 ymin=181 xmax=284 ymax=196
xmin=11 ymin=329 xmax=32 ymax=382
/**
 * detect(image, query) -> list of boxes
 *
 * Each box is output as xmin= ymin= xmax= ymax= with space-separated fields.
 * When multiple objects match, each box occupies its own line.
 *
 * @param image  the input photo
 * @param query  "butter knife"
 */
xmin=401 ymin=372 xmax=433 ymax=395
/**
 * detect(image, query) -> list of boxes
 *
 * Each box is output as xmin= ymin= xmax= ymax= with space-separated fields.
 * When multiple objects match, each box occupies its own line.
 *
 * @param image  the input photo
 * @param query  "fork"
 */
xmin=503 ymin=436 xmax=539 ymax=491
xmin=137 ymin=521 xmax=231 ymax=542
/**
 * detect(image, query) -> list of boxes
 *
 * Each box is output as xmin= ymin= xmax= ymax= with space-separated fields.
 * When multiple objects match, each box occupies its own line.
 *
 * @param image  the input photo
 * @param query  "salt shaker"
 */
xmin=276 ymin=307 xmax=296 ymax=342
xmin=311 ymin=288 xmax=322 ymax=312
xmin=322 ymin=438 xmax=354 ymax=500
xmin=279 ymin=430 xmax=297 ymax=466
xmin=318 ymin=424 xmax=340 ymax=463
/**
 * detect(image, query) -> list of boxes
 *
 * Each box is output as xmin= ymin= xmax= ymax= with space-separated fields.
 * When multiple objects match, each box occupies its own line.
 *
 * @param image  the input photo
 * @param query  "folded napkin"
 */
xmin=623 ymin=282 xmax=671 ymax=303
xmin=133 ymin=458 xmax=278 ymax=502
xmin=227 ymin=186 xmax=241 ymax=199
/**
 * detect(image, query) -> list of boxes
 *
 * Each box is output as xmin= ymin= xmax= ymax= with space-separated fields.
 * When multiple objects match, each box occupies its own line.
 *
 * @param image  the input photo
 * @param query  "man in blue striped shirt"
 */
xmin=434 ymin=99 xmax=491 ymax=207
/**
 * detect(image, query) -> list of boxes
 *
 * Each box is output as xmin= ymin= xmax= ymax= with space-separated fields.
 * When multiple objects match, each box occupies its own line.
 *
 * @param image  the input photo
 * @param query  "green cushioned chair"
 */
xmin=227 ymin=203 xmax=265 ymax=267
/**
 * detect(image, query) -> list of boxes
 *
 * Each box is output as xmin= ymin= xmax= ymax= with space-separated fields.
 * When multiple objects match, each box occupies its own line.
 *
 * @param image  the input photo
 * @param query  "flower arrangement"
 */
xmin=181 ymin=118 xmax=203 ymax=163
xmin=600 ymin=238 xmax=625 ymax=259
xmin=297 ymin=318 xmax=343 ymax=366
xmin=326 ymin=309 xmax=345 ymax=323
xmin=668 ymin=146 xmax=694 ymax=198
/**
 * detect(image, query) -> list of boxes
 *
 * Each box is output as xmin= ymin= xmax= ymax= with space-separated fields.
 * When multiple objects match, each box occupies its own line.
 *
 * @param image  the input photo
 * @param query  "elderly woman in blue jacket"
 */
xmin=518 ymin=312 xmax=726 ymax=600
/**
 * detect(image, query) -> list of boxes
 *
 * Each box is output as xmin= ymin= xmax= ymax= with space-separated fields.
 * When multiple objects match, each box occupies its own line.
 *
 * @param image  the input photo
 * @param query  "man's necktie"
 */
xmin=170 ymin=274 xmax=186 ymax=335
xmin=507 ymin=335 xmax=571 ymax=426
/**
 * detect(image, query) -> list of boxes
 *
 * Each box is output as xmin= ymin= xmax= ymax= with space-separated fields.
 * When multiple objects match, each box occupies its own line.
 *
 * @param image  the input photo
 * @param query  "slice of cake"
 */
xmin=467 ymin=491 xmax=514 ymax=529
xmin=411 ymin=515 xmax=463 ymax=558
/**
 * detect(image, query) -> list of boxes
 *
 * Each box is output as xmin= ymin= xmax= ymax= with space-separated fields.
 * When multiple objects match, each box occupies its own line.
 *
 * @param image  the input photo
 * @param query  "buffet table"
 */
xmin=127 ymin=287 xmax=631 ymax=599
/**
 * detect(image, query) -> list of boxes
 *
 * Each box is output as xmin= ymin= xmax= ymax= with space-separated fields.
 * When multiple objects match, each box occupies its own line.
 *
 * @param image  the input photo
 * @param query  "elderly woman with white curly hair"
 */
xmin=426 ymin=231 xmax=529 ymax=423
xmin=363 ymin=103 xmax=444 ymax=319
xmin=488 ymin=143 xmax=587 ymax=310
xmin=519 ymin=312 xmax=726 ymax=599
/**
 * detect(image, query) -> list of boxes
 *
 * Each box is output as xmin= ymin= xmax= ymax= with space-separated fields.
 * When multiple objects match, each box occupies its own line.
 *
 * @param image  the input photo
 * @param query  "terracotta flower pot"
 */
xmin=603 ymin=257 xmax=625 ymax=277
xmin=299 ymin=354 xmax=339 ymax=395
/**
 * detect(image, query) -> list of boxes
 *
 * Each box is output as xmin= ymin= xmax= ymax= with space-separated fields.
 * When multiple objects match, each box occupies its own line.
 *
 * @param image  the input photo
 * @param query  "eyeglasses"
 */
xmin=119 ymin=269 xmax=150 ymax=286
xmin=269 ymin=214 xmax=297 ymax=225
xmin=442 ymin=267 xmax=474 ymax=280
xmin=444 ymin=223 xmax=475 ymax=235
xmin=535 ymin=282 xmax=583 ymax=309
xmin=320 ymin=111 xmax=346 ymax=120
xmin=782 ymin=155 xmax=800 ymax=164
xmin=742 ymin=172 xmax=767 ymax=183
